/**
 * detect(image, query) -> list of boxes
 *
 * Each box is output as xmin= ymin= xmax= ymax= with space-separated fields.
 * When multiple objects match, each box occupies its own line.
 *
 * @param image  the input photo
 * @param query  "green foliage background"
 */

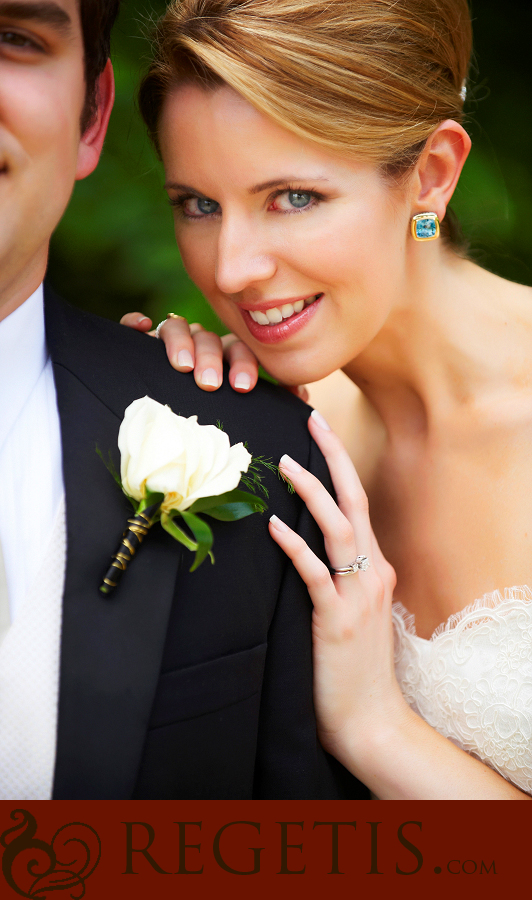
xmin=48 ymin=0 xmax=532 ymax=329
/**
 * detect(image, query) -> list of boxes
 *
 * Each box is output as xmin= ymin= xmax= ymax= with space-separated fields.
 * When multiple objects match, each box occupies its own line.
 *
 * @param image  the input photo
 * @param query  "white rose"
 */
xmin=118 ymin=396 xmax=252 ymax=513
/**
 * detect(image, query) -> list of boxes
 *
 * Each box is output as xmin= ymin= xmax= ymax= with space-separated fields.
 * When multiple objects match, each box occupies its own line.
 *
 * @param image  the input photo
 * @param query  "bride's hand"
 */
xmin=120 ymin=312 xmax=308 ymax=400
xmin=272 ymin=416 xmax=532 ymax=800
xmin=269 ymin=409 xmax=404 ymax=771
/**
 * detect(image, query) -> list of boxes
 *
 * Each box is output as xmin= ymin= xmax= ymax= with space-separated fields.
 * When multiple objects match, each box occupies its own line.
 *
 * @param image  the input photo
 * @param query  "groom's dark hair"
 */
xmin=80 ymin=0 xmax=122 ymax=131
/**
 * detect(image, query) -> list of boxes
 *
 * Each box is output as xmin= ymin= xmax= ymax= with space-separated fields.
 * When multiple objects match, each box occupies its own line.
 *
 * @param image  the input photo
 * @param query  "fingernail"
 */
xmin=177 ymin=350 xmax=194 ymax=369
xmin=270 ymin=514 xmax=289 ymax=532
xmin=201 ymin=368 xmax=220 ymax=388
xmin=138 ymin=316 xmax=150 ymax=325
xmin=234 ymin=373 xmax=251 ymax=390
xmin=279 ymin=454 xmax=302 ymax=474
xmin=311 ymin=409 xmax=331 ymax=431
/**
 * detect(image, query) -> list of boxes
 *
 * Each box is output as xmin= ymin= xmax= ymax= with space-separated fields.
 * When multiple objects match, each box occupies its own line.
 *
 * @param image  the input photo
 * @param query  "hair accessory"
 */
xmin=411 ymin=213 xmax=440 ymax=242
xmin=331 ymin=556 xmax=370 ymax=576
xmin=460 ymin=80 xmax=467 ymax=102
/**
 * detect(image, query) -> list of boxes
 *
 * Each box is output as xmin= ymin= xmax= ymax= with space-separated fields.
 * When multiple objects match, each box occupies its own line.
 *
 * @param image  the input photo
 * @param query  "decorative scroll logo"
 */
xmin=1 ymin=809 xmax=101 ymax=898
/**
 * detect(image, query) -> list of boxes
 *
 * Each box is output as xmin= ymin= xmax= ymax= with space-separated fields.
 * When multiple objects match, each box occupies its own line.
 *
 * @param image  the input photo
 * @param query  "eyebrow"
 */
xmin=165 ymin=176 xmax=330 ymax=195
xmin=0 ymin=1 xmax=72 ymax=33
xmin=164 ymin=182 xmax=203 ymax=194
xmin=249 ymin=176 xmax=330 ymax=195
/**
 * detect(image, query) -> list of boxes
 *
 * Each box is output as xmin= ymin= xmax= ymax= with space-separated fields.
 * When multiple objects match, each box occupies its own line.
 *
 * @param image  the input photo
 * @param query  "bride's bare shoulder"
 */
xmin=306 ymin=371 xmax=386 ymax=484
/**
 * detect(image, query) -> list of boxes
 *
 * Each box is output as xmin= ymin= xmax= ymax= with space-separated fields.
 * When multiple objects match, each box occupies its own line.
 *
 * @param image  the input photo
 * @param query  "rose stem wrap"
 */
xmin=99 ymin=500 xmax=163 ymax=596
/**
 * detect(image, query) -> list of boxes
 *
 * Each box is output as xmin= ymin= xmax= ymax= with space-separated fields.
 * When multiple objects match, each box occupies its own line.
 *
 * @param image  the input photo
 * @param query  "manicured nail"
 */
xmin=138 ymin=316 xmax=150 ymax=324
xmin=311 ymin=409 xmax=331 ymax=431
xmin=270 ymin=514 xmax=289 ymax=532
xmin=177 ymin=349 xmax=194 ymax=369
xmin=279 ymin=454 xmax=302 ymax=474
xmin=201 ymin=368 xmax=220 ymax=387
xmin=234 ymin=373 xmax=251 ymax=391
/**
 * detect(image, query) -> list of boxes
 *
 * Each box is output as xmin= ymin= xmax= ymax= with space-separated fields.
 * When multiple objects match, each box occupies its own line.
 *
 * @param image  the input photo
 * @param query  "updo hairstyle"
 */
xmin=139 ymin=0 xmax=472 ymax=247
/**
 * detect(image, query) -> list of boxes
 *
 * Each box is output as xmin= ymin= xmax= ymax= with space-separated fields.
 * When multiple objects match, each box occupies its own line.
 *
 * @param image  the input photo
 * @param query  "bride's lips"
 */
xmin=241 ymin=293 xmax=323 ymax=344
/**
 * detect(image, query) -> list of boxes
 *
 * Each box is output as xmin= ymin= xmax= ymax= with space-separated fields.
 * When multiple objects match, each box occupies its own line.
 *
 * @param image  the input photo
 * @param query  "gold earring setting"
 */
xmin=411 ymin=213 xmax=440 ymax=242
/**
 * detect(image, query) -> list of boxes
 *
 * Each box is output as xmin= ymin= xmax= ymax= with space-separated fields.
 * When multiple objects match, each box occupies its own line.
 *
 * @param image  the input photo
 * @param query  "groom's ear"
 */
xmin=75 ymin=60 xmax=115 ymax=181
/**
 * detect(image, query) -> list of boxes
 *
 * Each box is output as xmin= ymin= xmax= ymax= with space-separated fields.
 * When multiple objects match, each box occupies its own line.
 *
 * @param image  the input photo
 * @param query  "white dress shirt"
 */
xmin=0 ymin=285 xmax=65 ymax=798
xmin=0 ymin=285 xmax=64 ymax=620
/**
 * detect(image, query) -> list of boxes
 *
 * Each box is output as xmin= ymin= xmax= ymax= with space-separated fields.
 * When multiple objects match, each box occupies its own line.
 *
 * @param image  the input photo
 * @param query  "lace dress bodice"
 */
xmin=393 ymin=586 xmax=532 ymax=794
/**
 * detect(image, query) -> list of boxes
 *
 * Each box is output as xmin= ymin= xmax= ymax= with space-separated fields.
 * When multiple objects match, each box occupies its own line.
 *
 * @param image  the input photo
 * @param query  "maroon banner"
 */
xmin=0 ymin=800 xmax=526 ymax=898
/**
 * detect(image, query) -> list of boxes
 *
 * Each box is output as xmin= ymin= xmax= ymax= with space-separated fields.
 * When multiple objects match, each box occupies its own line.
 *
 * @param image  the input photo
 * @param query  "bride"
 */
xmin=124 ymin=0 xmax=532 ymax=799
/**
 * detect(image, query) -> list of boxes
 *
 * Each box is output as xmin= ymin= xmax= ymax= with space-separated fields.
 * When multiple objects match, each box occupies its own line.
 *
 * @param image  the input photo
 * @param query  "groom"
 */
xmin=0 ymin=0 xmax=367 ymax=799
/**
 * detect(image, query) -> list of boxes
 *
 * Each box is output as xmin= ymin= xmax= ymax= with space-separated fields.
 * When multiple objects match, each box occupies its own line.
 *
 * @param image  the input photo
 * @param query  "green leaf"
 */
xmin=95 ymin=444 xmax=122 ymax=488
xmin=279 ymin=472 xmax=296 ymax=495
xmin=138 ymin=491 xmax=165 ymax=517
xmin=161 ymin=513 xmax=198 ymax=552
xmin=203 ymin=502 xmax=265 ymax=522
xmin=179 ymin=510 xmax=214 ymax=572
xmin=95 ymin=444 xmax=140 ymax=509
xmin=188 ymin=489 xmax=267 ymax=516
xmin=239 ymin=454 xmax=293 ymax=499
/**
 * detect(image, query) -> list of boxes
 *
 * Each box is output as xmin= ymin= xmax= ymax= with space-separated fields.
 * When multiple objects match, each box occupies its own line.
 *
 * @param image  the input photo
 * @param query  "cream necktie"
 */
xmin=0 ymin=538 xmax=11 ymax=647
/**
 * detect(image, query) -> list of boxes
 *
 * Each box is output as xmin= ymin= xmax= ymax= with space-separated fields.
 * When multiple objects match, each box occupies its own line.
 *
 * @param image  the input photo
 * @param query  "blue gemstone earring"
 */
xmin=411 ymin=212 xmax=440 ymax=242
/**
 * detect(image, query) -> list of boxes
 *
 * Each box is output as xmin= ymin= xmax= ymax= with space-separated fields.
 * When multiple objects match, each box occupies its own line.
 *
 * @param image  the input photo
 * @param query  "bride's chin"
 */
xmin=230 ymin=325 xmax=346 ymax=387
xmin=259 ymin=360 xmax=338 ymax=389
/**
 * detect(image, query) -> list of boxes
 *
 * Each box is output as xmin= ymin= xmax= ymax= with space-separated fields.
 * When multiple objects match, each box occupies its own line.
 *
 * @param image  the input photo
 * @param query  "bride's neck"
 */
xmin=342 ymin=253 xmax=532 ymax=440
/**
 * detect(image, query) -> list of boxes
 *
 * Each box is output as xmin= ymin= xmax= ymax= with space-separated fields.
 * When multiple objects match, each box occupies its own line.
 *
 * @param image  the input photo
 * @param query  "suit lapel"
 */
xmin=45 ymin=290 xmax=183 ymax=798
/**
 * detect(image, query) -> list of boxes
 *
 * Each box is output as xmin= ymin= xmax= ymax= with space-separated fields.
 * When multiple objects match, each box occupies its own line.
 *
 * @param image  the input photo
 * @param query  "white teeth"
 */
xmin=266 ymin=307 xmax=284 ymax=324
xmin=249 ymin=294 xmax=321 ymax=325
xmin=249 ymin=310 xmax=270 ymax=324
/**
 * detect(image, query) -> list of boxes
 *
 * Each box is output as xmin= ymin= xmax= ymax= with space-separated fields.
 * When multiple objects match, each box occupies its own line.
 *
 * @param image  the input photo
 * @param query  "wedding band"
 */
xmin=331 ymin=556 xmax=370 ymax=576
xmin=155 ymin=313 xmax=187 ymax=339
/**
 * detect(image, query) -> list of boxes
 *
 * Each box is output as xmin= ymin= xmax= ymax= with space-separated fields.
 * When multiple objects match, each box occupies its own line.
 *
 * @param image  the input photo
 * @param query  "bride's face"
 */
xmin=159 ymin=84 xmax=412 ymax=385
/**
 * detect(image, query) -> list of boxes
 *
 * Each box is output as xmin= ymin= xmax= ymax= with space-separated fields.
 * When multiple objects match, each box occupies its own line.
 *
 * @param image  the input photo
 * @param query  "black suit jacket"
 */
xmin=45 ymin=287 xmax=369 ymax=799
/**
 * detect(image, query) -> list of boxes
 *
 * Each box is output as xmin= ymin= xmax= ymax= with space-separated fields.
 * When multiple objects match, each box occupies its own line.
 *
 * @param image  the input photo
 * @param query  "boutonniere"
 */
xmin=98 ymin=396 xmax=271 ymax=595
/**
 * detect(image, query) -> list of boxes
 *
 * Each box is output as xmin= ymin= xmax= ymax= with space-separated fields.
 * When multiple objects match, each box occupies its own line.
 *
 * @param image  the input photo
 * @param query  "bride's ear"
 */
xmin=410 ymin=120 xmax=471 ymax=221
xmin=75 ymin=60 xmax=115 ymax=181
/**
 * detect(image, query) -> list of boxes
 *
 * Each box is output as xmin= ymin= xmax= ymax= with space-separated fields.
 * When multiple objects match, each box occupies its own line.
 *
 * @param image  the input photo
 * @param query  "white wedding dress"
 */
xmin=392 ymin=585 xmax=532 ymax=794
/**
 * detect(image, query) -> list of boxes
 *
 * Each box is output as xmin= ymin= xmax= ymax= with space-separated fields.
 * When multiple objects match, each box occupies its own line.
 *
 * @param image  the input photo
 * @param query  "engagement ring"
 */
xmin=331 ymin=556 xmax=370 ymax=576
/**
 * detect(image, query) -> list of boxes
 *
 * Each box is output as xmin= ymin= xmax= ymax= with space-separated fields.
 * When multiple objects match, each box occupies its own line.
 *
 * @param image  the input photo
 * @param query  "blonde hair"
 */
xmin=139 ymin=0 xmax=472 ymax=242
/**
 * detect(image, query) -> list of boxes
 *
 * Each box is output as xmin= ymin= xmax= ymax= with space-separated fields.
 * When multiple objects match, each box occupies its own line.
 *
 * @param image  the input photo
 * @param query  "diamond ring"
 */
xmin=331 ymin=556 xmax=370 ymax=576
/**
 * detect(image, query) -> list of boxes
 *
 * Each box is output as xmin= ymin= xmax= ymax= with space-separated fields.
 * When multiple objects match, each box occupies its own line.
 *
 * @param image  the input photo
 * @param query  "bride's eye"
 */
xmin=180 ymin=196 xmax=220 ymax=218
xmin=288 ymin=191 xmax=313 ymax=208
xmin=269 ymin=190 xmax=318 ymax=212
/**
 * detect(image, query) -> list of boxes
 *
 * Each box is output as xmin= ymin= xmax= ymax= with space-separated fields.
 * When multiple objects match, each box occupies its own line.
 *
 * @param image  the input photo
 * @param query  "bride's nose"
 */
xmin=215 ymin=215 xmax=277 ymax=294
